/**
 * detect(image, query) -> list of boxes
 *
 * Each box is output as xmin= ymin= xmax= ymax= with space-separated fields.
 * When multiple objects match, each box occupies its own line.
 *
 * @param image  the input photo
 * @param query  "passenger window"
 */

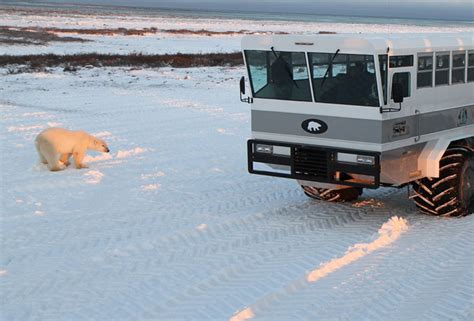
xmin=417 ymin=54 xmax=433 ymax=88
xmin=389 ymin=55 xmax=413 ymax=68
xmin=435 ymin=52 xmax=450 ymax=86
xmin=468 ymin=51 xmax=474 ymax=82
xmin=452 ymin=51 xmax=466 ymax=84
xmin=392 ymin=72 xmax=411 ymax=98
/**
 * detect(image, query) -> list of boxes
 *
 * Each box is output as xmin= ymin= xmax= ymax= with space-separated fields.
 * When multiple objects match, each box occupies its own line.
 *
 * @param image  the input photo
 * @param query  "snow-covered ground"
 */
xmin=1 ymin=9 xmax=474 ymax=55
xmin=1 ymin=7 xmax=474 ymax=321
xmin=1 ymin=65 xmax=473 ymax=321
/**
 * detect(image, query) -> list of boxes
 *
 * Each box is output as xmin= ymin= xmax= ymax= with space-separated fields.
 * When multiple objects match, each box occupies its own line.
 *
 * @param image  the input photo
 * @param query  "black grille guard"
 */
xmin=248 ymin=139 xmax=380 ymax=189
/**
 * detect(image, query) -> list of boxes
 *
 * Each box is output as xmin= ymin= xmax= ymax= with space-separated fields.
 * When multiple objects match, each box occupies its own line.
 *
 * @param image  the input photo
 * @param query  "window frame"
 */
xmin=389 ymin=55 xmax=414 ymax=68
xmin=468 ymin=50 xmax=474 ymax=83
xmin=435 ymin=51 xmax=450 ymax=87
xmin=417 ymin=53 xmax=434 ymax=89
xmin=378 ymin=54 xmax=388 ymax=105
xmin=391 ymin=72 xmax=412 ymax=99
xmin=308 ymin=52 xmax=380 ymax=107
xmin=451 ymin=50 xmax=466 ymax=85
xmin=244 ymin=49 xmax=313 ymax=102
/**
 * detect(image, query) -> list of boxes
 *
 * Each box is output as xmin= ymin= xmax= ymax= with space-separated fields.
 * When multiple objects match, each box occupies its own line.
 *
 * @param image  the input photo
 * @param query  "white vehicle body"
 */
xmin=242 ymin=33 xmax=473 ymax=189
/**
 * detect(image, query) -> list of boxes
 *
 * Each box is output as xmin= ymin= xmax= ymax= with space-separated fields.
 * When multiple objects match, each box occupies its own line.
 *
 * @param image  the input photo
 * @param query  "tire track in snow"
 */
xmin=137 ymin=212 xmax=407 ymax=319
xmin=3 ymin=190 xmax=391 ymax=316
xmin=230 ymin=216 xmax=409 ymax=321
xmin=1 ymin=192 xmax=367 ymax=270
xmin=262 ymin=215 xmax=474 ymax=321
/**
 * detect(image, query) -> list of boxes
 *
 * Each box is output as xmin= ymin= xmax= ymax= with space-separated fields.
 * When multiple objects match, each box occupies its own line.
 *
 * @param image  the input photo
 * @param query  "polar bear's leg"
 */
xmin=60 ymin=153 xmax=72 ymax=166
xmin=36 ymin=142 xmax=48 ymax=164
xmin=40 ymin=143 xmax=65 ymax=171
xmin=73 ymin=150 xmax=88 ymax=169
xmin=45 ymin=153 xmax=65 ymax=171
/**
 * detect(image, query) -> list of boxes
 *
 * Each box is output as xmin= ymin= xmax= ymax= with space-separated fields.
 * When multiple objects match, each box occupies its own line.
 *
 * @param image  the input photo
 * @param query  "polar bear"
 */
xmin=35 ymin=127 xmax=110 ymax=171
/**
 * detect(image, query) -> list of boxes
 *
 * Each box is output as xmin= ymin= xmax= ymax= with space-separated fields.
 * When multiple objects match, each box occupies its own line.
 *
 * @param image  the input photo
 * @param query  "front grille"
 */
xmin=293 ymin=147 xmax=328 ymax=179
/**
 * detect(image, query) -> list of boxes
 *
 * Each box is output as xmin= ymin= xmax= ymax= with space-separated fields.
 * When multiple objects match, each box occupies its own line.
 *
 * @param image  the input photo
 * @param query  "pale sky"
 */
xmin=5 ymin=0 xmax=474 ymax=20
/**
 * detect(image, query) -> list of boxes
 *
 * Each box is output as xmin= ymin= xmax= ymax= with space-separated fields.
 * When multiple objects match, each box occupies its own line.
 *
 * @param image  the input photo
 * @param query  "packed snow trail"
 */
xmin=1 ymin=67 xmax=473 ymax=321
xmin=231 ymin=217 xmax=409 ymax=321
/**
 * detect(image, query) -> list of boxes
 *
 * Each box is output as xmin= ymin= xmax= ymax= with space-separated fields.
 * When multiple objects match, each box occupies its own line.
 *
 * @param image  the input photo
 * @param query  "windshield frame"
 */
xmin=308 ymin=51 xmax=381 ymax=108
xmin=244 ymin=49 xmax=382 ymax=108
xmin=244 ymin=49 xmax=313 ymax=103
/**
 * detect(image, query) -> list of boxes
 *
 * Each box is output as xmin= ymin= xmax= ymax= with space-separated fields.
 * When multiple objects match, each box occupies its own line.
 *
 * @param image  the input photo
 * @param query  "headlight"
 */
xmin=337 ymin=153 xmax=375 ymax=165
xmin=356 ymin=155 xmax=375 ymax=165
xmin=255 ymin=144 xmax=273 ymax=154
xmin=255 ymin=144 xmax=291 ymax=156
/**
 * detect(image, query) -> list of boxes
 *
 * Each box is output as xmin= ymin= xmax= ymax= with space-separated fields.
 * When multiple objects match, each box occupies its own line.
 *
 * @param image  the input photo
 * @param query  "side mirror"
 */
xmin=240 ymin=76 xmax=246 ymax=95
xmin=239 ymin=76 xmax=253 ymax=104
xmin=392 ymin=82 xmax=404 ymax=104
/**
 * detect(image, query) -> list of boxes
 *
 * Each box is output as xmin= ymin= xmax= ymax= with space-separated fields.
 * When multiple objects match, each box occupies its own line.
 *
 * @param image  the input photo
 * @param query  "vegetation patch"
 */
xmin=0 ymin=26 xmax=90 ymax=45
xmin=1 ymin=52 xmax=244 ymax=73
xmin=1 ymin=25 xmax=289 ymax=38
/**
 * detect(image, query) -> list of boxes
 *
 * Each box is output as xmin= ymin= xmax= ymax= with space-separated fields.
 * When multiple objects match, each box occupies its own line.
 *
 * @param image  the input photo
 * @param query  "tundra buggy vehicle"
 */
xmin=240 ymin=33 xmax=473 ymax=216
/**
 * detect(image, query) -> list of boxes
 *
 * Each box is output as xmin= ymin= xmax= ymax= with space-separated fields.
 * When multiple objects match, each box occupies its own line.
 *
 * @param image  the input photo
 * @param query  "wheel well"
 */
xmin=449 ymin=137 xmax=474 ymax=151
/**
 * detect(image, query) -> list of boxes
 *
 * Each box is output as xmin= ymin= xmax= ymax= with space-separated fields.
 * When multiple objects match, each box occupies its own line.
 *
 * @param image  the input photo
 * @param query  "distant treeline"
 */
xmin=0 ymin=52 xmax=244 ymax=73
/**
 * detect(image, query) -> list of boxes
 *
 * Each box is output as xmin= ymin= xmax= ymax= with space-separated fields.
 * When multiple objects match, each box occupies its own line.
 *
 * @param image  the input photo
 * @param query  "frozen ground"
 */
xmin=1 ymin=66 xmax=473 ymax=321
xmin=1 ymin=9 xmax=474 ymax=55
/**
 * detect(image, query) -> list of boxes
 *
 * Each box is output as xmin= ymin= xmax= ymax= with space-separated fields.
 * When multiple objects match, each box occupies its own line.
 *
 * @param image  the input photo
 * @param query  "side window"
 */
xmin=389 ymin=55 xmax=413 ymax=68
xmin=468 ymin=51 xmax=474 ymax=82
xmin=379 ymin=55 xmax=388 ymax=105
xmin=417 ymin=54 xmax=433 ymax=88
xmin=392 ymin=72 xmax=411 ymax=98
xmin=245 ymin=50 xmax=268 ymax=93
xmin=435 ymin=52 xmax=450 ymax=86
xmin=452 ymin=51 xmax=466 ymax=84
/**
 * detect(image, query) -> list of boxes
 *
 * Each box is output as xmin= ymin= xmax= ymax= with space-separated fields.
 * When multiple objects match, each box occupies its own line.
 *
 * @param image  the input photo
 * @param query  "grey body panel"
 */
xmin=253 ymin=110 xmax=382 ymax=143
xmin=252 ymin=104 xmax=473 ymax=145
xmin=380 ymin=142 xmax=427 ymax=185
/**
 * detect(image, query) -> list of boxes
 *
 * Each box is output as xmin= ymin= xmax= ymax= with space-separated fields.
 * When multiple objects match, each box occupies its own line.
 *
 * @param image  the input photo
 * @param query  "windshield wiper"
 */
xmin=271 ymin=46 xmax=299 ymax=88
xmin=321 ymin=49 xmax=340 ymax=88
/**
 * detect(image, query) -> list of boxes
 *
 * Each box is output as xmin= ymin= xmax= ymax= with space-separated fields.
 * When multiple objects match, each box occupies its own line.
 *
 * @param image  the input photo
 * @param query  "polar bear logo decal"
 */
xmin=307 ymin=121 xmax=322 ymax=132
xmin=302 ymin=119 xmax=328 ymax=134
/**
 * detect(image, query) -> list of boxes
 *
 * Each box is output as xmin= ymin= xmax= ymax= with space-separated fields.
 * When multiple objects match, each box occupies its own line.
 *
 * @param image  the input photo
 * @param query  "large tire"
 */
xmin=302 ymin=185 xmax=362 ymax=202
xmin=411 ymin=146 xmax=473 ymax=217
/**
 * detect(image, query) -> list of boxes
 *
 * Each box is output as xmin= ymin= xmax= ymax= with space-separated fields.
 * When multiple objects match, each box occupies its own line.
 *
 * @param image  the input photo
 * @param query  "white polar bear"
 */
xmin=35 ymin=127 xmax=110 ymax=171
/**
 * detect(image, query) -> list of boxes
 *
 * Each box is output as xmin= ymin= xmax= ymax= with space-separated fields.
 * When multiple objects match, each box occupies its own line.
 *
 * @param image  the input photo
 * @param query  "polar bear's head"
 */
xmin=89 ymin=137 xmax=110 ymax=153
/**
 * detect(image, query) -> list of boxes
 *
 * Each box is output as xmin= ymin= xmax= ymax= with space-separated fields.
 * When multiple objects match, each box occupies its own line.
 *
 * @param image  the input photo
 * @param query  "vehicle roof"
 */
xmin=241 ymin=33 xmax=474 ymax=55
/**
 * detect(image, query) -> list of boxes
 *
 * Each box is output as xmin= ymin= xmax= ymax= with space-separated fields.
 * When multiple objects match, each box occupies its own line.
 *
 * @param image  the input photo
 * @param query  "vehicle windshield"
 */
xmin=309 ymin=53 xmax=379 ymax=107
xmin=244 ymin=50 xmax=312 ymax=102
xmin=245 ymin=50 xmax=380 ymax=107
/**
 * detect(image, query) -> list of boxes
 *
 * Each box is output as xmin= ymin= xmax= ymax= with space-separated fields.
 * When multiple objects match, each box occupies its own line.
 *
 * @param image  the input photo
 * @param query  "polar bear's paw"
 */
xmin=75 ymin=163 xmax=89 ymax=169
xmin=49 ymin=163 xmax=67 ymax=171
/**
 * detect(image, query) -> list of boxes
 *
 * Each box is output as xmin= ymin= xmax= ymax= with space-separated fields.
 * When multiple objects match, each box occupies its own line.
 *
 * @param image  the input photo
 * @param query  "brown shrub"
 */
xmin=0 ymin=52 xmax=244 ymax=71
xmin=0 ymin=26 xmax=91 ymax=45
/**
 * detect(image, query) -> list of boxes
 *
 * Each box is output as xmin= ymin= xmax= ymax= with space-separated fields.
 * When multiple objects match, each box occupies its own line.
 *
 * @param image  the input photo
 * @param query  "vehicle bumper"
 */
xmin=248 ymin=139 xmax=381 ymax=189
